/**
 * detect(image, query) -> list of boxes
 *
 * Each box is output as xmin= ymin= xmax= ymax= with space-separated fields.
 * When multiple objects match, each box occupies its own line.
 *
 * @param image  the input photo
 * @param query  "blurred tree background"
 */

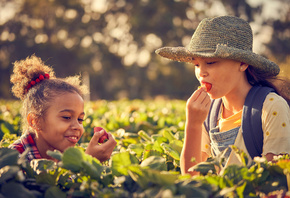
xmin=0 ymin=0 xmax=289 ymax=100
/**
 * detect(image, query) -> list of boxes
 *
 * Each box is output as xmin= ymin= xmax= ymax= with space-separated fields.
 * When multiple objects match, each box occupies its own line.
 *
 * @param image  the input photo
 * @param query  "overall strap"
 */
xmin=242 ymin=86 xmax=275 ymax=159
xmin=204 ymin=86 xmax=274 ymax=160
xmin=204 ymin=98 xmax=222 ymax=133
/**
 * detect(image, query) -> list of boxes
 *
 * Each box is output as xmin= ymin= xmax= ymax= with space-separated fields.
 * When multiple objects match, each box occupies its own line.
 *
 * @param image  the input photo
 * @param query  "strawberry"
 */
xmin=94 ymin=127 xmax=109 ymax=143
xmin=201 ymin=82 xmax=212 ymax=92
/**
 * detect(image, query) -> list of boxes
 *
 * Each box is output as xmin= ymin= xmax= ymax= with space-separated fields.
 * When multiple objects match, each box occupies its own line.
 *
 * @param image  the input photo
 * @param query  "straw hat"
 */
xmin=155 ymin=16 xmax=280 ymax=76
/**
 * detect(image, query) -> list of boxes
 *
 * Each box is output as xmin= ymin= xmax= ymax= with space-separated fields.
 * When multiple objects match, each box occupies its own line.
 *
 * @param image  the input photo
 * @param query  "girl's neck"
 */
xmin=222 ymin=84 xmax=252 ymax=119
xmin=34 ymin=135 xmax=57 ymax=162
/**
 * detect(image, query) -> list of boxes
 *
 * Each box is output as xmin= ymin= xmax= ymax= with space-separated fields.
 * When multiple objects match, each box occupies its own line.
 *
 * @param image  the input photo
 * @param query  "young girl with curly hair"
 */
xmin=9 ymin=55 xmax=116 ymax=162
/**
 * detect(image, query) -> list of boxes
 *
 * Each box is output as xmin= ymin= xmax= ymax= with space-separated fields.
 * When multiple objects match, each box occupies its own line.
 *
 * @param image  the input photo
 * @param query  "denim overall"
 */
xmin=209 ymin=126 xmax=240 ymax=166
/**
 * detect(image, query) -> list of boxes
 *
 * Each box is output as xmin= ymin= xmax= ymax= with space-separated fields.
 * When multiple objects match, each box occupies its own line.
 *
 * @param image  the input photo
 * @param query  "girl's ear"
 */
xmin=27 ymin=113 xmax=40 ymax=131
xmin=240 ymin=62 xmax=249 ymax=72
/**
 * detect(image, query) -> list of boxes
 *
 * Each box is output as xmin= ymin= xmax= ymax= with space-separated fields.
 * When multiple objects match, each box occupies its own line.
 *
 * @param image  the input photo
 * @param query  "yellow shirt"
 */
xmin=218 ymin=109 xmax=242 ymax=132
xmin=201 ymin=92 xmax=290 ymax=168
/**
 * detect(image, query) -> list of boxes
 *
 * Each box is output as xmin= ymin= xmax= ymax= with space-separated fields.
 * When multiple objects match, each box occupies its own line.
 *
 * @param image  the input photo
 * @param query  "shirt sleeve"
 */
xmin=201 ymin=124 xmax=212 ymax=156
xmin=262 ymin=92 xmax=290 ymax=155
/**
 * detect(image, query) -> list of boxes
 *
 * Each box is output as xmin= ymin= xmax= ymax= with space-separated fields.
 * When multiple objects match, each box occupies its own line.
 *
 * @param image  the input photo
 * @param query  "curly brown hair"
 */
xmin=10 ymin=55 xmax=88 ymax=134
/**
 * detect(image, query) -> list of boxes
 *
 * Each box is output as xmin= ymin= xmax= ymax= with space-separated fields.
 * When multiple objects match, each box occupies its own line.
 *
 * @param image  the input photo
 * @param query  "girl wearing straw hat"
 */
xmin=156 ymin=16 xmax=290 ymax=175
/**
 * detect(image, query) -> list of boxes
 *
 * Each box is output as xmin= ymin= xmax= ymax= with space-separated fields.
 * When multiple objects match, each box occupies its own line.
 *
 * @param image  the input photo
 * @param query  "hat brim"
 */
xmin=155 ymin=45 xmax=280 ymax=76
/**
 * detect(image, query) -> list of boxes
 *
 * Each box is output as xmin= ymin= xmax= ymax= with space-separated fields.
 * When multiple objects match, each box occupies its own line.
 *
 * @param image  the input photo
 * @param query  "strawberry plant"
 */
xmin=1 ymin=100 xmax=290 ymax=197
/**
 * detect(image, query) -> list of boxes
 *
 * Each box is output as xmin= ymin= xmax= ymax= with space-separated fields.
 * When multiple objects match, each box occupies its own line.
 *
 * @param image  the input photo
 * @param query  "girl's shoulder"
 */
xmin=262 ymin=92 xmax=290 ymax=117
xmin=8 ymin=132 xmax=34 ymax=154
xmin=263 ymin=92 xmax=289 ymax=109
xmin=8 ymin=138 xmax=25 ymax=153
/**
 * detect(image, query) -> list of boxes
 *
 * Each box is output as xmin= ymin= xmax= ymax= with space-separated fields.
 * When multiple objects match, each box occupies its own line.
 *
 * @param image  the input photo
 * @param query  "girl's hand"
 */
xmin=186 ymin=87 xmax=211 ymax=125
xmin=85 ymin=129 xmax=117 ymax=162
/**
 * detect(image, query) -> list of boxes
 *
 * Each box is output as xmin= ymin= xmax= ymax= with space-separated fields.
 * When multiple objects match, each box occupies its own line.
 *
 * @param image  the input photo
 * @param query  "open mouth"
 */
xmin=201 ymin=82 xmax=212 ymax=92
xmin=66 ymin=136 xmax=79 ymax=144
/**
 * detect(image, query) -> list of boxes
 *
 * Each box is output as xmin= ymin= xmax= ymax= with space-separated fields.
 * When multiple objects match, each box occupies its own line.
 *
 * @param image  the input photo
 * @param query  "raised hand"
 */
xmin=85 ymin=127 xmax=117 ymax=162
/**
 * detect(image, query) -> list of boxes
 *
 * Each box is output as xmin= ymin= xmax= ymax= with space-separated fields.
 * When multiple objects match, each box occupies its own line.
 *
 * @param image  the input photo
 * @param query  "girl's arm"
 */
xmin=181 ymin=121 xmax=209 ymax=175
xmin=180 ymin=88 xmax=211 ymax=175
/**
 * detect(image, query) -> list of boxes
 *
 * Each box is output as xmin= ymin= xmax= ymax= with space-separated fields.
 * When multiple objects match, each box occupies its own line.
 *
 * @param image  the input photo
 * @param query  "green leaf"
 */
xmin=178 ymin=181 xmax=210 ymax=198
xmin=100 ymin=173 xmax=114 ymax=186
xmin=61 ymin=147 xmax=85 ymax=172
xmin=0 ymin=122 xmax=14 ymax=135
xmin=161 ymin=129 xmax=175 ymax=142
xmin=160 ymin=143 xmax=180 ymax=161
xmin=81 ymin=161 xmax=103 ymax=180
xmin=44 ymin=186 xmax=66 ymax=198
xmin=144 ymin=143 xmax=154 ymax=150
xmin=128 ymin=143 xmax=144 ymax=158
xmin=140 ymin=156 xmax=167 ymax=171
xmin=144 ymin=169 xmax=179 ymax=186
xmin=128 ymin=167 xmax=179 ymax=189
xmin=127 ymin=165 xmax=147 ymax=188
xmin=204 ymin=175 xmax=221 ymax=186
xmin=169 ymin=139 xmax=183 ymax=153
xmin=219 ymin=176 xmax=232 ymax=189
xmin=152 ymin=140 xmax=165 ymax=153
xmin=47 ymin=150 xmax=63 ymax=161
xmin=157 ymin=117 xmax=166 ymax=128
xmin=142 ymin=149 xmax=162 ymax=160
xmin=138 ymin=130 xmax=152 ymax=142
xmin=231 ymin=145 xmax=248 ymax=166
xmin=57 ymin=173 xmax=71 ymax=187
xmin=0 ymin=147 xmax=19 ymax=169
xmin=218 ymin=186 xmax=236 ymax=197
xmin=36 ymin=171 xmax=57 ymax=186
xmin=111 ymin=151 xmax=139 ymax=176
xmin=222 ymin=165 xmax=253 ymax=185
xmin=30 ymin=159 xmax=55 ymax=172
xmin=124 ymin=132 xmax=139 ymax=139
xmin=151 ymin=134 xmax=167 ymax=143
xmin=188 ymin=162 xmax=216 ymax=175
xmin=236 ymin=181 xmax=247 ymax=198
xmin=174 ymin=131 xmax=184 ymax=141
xmin=1 ymin=181 xmax=36 ymax=198
xmin=0 ymin=166 xmax=20 ymax=183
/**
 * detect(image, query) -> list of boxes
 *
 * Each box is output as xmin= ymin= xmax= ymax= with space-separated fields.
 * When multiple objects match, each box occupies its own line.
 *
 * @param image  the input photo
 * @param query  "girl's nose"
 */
xmin=196 ymin=65 xmax=208 ymax=78
xmin=71 ymin=119 xmax=84 ymax=131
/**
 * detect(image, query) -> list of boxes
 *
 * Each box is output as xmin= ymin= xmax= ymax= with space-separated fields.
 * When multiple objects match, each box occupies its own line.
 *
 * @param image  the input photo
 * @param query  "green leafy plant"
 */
xmin=1 ymin=100 xmax=290 ymax=197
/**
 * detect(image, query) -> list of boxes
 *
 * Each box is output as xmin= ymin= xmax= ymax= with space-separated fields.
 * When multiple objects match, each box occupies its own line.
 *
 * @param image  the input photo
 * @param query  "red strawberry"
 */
xmin=94 ymin=127 xmax=109 ymax=143
xmin=201 ymin=82 xmax=212 ymax=92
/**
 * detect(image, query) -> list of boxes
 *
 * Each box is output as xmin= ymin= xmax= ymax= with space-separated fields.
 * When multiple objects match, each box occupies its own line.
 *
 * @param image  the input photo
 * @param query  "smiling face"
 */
xmin=193 ymin=57 xmax=248 ymax=99
xmin=35 ymin=91 xmax=85 ymax=157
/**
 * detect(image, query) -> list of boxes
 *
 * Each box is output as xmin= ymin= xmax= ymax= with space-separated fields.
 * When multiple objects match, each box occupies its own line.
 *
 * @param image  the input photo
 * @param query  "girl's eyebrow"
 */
xmin=59 ymin=109 xmax=85 ymax=116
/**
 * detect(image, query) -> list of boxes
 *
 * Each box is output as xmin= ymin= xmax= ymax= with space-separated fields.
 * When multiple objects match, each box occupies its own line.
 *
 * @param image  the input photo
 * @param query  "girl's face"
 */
xmin=194 ymin=57 xmax=247 ymax=99
xmin=37 ymin=91 xmax=85 ymax=154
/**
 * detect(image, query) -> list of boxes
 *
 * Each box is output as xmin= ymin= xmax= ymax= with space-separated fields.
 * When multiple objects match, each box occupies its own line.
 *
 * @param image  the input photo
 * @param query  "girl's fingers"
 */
xmin=188 ymin=87 xmax=206 ymax=103
xmin=90 ymin=130 xmax=105 ymax=144
xmin=100 ymin=133 xmax=117 ymax=147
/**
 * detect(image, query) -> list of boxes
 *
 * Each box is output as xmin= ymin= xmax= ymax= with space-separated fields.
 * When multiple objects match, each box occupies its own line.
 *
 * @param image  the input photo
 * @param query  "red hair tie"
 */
xmin=26 ymin=73 xmax=50 ymax=92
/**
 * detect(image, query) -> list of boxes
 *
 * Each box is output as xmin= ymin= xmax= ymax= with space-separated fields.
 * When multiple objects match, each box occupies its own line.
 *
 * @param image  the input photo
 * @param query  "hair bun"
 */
xmin=10 ymin=55 xmax=55 ymax=100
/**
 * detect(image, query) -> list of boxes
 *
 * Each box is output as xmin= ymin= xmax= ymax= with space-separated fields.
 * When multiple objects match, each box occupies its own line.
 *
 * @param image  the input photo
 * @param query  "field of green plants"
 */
xmin=1 ymin=99 xmax=290 ymax=198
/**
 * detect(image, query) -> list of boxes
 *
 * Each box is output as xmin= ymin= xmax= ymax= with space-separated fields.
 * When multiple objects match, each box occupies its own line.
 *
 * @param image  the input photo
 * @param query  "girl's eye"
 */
xmin=207 ymin=61 xmax=216 ymax=65
xmin=78 ymin=118 xmax=84 ymax=123
xmin=63 ymin=116 xmax=71 ymax=120
xmin=194 ymin=64 xmax=199 ymax=67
